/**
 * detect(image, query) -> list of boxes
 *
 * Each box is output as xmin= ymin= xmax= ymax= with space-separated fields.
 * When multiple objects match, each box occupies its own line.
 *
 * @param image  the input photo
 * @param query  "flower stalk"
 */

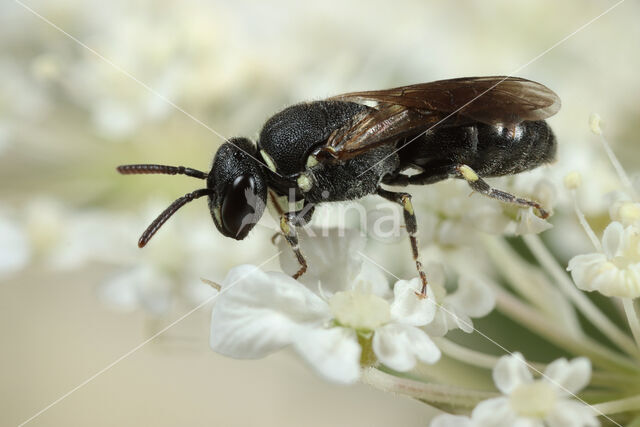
xmin=361 ymin=367 xmax=497 ymax=410
xmin=492 ymin=282 xmax=640 ymax=374
xmin=623 ymin=298 xmax=640 ymax=351
xmin=592 ymin=394 xmax=640 ymax=416
xmin=524 ymin=233 xmax=640 ymax=359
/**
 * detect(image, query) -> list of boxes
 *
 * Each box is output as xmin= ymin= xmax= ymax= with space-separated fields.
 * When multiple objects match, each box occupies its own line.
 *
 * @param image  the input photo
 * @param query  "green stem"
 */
xmin=523 ymin=234 xmax=640 ymax=359
xmin=623 ymin=298 xmax=640 ymax=351
xmin=592 ymin=394 xmax=640 ymax=415
xmin=598 ymin=132 xmax=639 ymax=200
xmin=493 ymin=284 xmax=640 ymax=374
xmin=485 ymin=237 xmax=582 ymax=338
xmin=569 ymin=188 xmax=602 ymax=251
xmin=433 ymin=337 xmax=499 ymax=369
xmin=361 ymin=367 xmax=497 ymax=409
xmin=435 ymin=337 xmax=636 ymax=390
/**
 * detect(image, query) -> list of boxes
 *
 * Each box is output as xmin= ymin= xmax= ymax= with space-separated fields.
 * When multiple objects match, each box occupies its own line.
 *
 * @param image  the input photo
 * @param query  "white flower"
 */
xmin=567 ymin=221 xmax=640 ymax=298
xmin=431 ymin=414 xmax=473 ymax=427
xmin=412 ymin=175 xmax=553 ymax=249
xmin=515 ymin=207 xmax=553 ymax=236
xmin=277 ymin=227 xmax=376 ymax=296
xmin=431 ymin=353 xmax=598 ymax=427
xmin=609 ymin=200 xmax=640 ymax=227
xmin=210 ymin=228 xmax=441 ymax=383
xmin=422 ymin=263 xmax=496 ymax=337
xmin=210 ymin=265 xmax=439 ymax=383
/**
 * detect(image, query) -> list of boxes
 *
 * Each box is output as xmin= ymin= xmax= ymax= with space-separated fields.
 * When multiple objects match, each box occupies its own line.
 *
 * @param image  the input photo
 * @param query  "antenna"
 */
xmin=117 ymin=164 xmax=208 ymax=179
xmin=137 ymin=188 xmax=211 ymax=248
xmin=116 ymin=164 xmax=211 ymax=247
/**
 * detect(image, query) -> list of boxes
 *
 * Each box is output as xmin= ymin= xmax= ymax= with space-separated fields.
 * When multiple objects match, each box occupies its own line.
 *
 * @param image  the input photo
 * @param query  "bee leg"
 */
xmin=270 ymin=232 xmax=282 ymax=245
xmin=455 ymin=164 xmax=550 ymax=219
xmin=268 ymin=190 xmax=286 ymax=246
xmin=376 ymin=187 xmax=428 ymax=297
xmin=279 ymin=203 xmax=316 ymax=280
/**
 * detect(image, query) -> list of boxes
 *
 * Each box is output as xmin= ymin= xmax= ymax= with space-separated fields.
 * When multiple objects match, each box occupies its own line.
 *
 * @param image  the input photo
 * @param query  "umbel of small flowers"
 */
xmin=565 ymin=114 xmax=640 ymax=351
xmin=207 ymin=115 xmax=640 ymax=424
xmin=208 ymin=228 xmax=495 ymax=383
xmin=430 ymin=353 xmax=599 ymax=427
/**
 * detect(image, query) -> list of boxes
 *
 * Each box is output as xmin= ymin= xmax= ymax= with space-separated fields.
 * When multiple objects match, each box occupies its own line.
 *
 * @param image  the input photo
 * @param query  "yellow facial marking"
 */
xmin=213 ymin=206 xmax=222 ymax=226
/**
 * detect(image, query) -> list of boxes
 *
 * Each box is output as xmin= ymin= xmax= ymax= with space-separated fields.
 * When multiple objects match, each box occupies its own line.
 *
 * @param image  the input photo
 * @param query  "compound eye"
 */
xmin=221 ymin=174 xmax=258 ymax=238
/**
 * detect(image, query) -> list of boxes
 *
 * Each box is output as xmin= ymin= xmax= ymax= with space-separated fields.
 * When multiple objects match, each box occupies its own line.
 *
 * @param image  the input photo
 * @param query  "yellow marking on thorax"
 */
xmin=260 ymin=150 xmax=278 ymax=172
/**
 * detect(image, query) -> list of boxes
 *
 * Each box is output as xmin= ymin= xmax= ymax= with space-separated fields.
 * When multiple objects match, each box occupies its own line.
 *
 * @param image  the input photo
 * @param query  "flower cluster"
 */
xmin=205 ymin=115 xmax=640 ymax=425
xmin=209 ymin=229 xmax=496 ymax=383
xmin=566 ymin=115 xmax=640 ymax=299
xmin=431 ymin=353 xmax=598 ymax=427
xmin=568 ymin=221 xmax=640 ymax=299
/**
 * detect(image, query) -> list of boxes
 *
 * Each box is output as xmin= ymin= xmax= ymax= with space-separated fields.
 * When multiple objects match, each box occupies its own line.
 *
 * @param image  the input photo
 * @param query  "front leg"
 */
xmin=455 ymin=165 xmax=550 ymax=219
xmin=279 ymin=203 xmax=315 ymax=279
xmin=376 ymin=187 xmax=428 ymax=297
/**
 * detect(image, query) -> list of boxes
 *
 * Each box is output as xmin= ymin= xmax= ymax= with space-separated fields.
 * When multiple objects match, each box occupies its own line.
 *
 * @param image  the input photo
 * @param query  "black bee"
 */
xmin=118 ymin=76 xmax=560 ymax=296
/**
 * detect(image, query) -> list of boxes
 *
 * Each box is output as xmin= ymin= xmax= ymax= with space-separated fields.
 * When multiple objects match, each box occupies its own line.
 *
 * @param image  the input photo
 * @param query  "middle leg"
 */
xmin=376 ymin=187 xmax=428 ymax=297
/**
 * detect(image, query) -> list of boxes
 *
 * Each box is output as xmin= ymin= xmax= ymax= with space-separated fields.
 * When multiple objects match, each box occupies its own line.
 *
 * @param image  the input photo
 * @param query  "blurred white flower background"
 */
xmin=2 ymin=1 xmax=640 ymax=426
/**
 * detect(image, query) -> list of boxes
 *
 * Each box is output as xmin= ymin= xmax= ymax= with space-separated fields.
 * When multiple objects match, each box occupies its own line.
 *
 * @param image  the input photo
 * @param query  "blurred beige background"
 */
xmin=1 ymin=1 xmax=639 ymax=426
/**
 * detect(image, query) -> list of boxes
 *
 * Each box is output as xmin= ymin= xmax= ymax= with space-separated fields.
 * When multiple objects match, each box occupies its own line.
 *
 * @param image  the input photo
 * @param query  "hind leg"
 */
xmin=455 ymin=164 xmax=550 ymax=218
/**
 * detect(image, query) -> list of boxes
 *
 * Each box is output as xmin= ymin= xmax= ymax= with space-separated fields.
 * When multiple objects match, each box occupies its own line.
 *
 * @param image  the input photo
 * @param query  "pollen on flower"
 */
xmin=611 ymin=201 xmax=640 ymax=226
xmin=509 ymin=381 xmax=557 ymax=418
xmin=329 ymin=290 xmax=391 ymax=331
xmin=564 ymin=171 xmax=582 ymax=190
xmin=589 ymin=112 xmax=603 ymax=135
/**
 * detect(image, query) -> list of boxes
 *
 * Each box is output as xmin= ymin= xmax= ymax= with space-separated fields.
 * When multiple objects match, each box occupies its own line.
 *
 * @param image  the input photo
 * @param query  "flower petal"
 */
xmin=373 ymin=323 xmax=440 ymax=371
xmin=514 ymin=207 xmax=553 ymax=236
xmin=471 ymin=397 xmax=517 ymax=427
xmin=447 ymin=305 xmax=474 ymax=333
xmin=567 ymin=253 xmax=609 ymax=292
xmin=546 ymin=400 xmax=599 ymax=427
xmin=602 ymin=221 xmax=624 ymax=259
xmin=543 ymin=357 xmax=591 ymax=395
xmin=448 ymin=276 xmax=496 ymax=318
xmin=292 ymin=326 xmax=361 ymax=384
xmin=278 ymin=227 xmax=365 ymax=295
xmin=493 ymin=353 xmax=533 ymax=394
xmin=351 ymin=261 xmax=391 ymax=298
xmin=426 ymin=262 xmax=446 ymax=289
xmin=390 ymin=278 xmax=436 ymax=326
xmin=513 ymin=419 xmax=544 ymax=427
xmin=210 ymin=265 xmax=329 ymax=359
xmin=422 ymin=308 xmax=449 ymax=337
xmin=430 ymin=414 xmax=473 ymax=427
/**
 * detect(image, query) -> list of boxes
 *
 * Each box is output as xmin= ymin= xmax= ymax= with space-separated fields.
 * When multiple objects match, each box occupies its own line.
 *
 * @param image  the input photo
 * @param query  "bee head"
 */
xmin=116 ymin=137 xmax=267 ymax=247
xmin=207 ymin=138 xmax=267 ymax=240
